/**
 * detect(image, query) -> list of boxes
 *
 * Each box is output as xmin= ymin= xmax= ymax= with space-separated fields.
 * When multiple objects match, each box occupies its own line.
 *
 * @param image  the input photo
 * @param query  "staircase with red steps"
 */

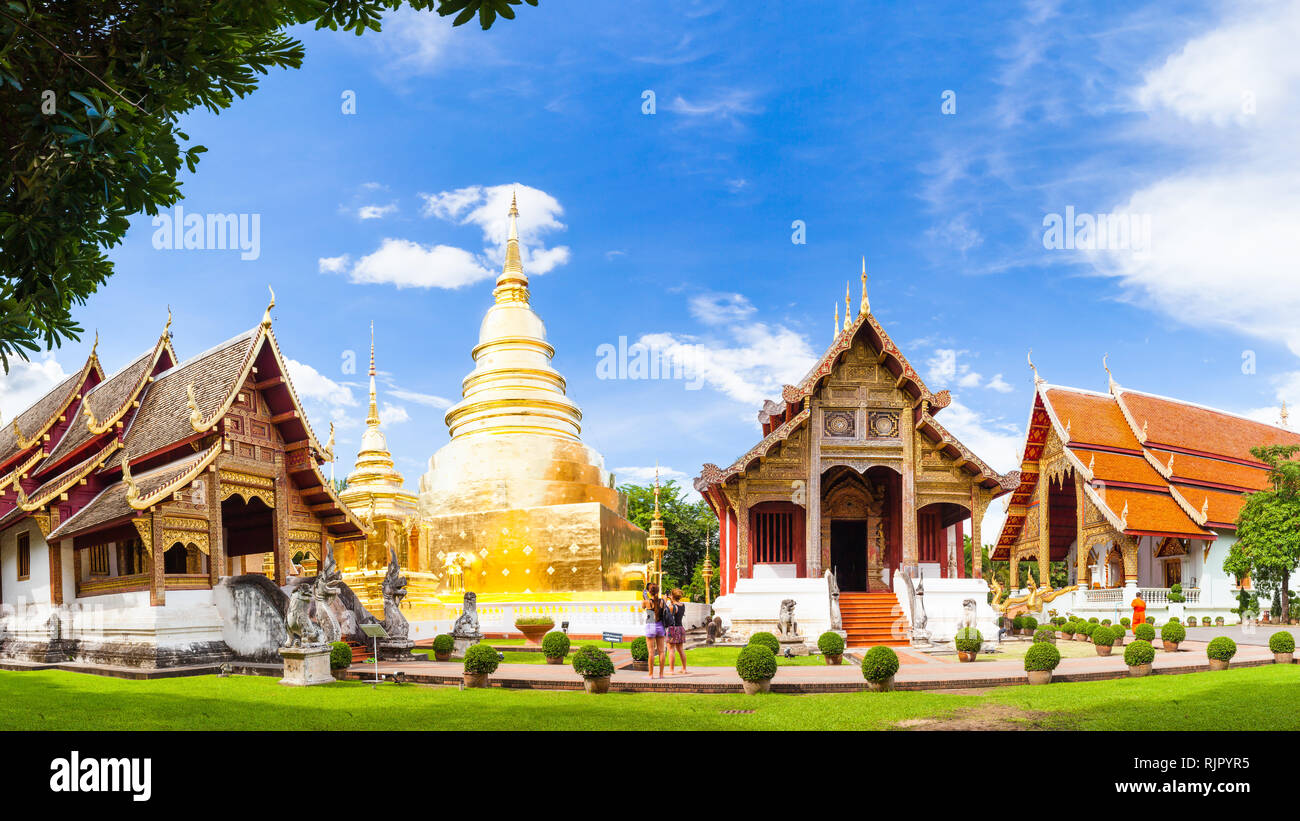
xmin=839 ymin=592 xmax=910 ymax=647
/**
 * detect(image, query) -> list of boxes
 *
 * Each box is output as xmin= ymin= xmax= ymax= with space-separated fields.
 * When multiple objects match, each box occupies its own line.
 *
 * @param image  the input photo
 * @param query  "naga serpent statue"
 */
xmin=381 ymin=547 xmax=410 ymax=640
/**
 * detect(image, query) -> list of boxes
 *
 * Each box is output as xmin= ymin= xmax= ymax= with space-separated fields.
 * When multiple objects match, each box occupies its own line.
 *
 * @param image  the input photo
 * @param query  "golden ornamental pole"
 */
xmin=701 ymin=554 xmax=713 ymax=605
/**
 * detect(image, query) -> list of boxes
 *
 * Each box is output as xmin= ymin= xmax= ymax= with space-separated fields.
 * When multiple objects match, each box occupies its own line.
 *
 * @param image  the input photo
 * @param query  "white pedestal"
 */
xmin=278 ymin=646 xmax=334 ymax=687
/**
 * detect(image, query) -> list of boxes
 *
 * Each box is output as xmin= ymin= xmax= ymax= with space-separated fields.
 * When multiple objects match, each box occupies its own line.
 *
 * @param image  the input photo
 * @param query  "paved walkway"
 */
xmin=344 ymin=638 xmax=1283 ymax=694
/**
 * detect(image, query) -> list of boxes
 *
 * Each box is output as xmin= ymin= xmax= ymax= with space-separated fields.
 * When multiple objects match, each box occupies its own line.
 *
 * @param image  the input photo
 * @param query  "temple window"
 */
xmin=163 ymin=544 xmax=189 ymax=574
xmin=88 ymin=544 xmax=110 ymax=576
xmin=17 ymin=532 xmax=30 ymax=580
xmin=116 ymin=537 xmax=146 ymax=576
xmin=753 ymin=509 xmax=794 ymax=563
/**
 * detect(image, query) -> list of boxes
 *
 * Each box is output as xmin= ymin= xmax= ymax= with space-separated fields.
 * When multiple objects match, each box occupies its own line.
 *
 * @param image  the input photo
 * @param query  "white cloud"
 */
xmin=640 ymin=321 xmax=817 ymax=407
xmin=318 ymin=255 xmax=350 ymax=274
xmin=346 ymin=239 xmax=494 ymax=290
xmin=986 ymin=373 xmax=1014 ymax=393
xmin=0 ymin=354 xmax=69 ymax=424
xmin=927 ymin=348 xmax=1010 ymax=392
xmin=358 ymin=203 xmax=398 ymax=220
xmin=379 ymin=403 xmax=410 ymax=425
xmin=419 ymin=182 xmax=570 ymax=274
xmin=666 ymin=89 xmax=762 ymax=122
xmin=375 ymin=6 xmax=455 ymax=76
xmin=285 ymin=359 xmax=356 ymax=407
xmin=688 ymin=292 xmax=755 ymax=325
xmin=926 ymin=349 xmax=961 ymax=384
xmin=612 ymin=465 xmax=691 ymax=485
xmin=936 ymin=398 xmax=1026 ymax=546
xmin=387 ymin=386 xmax=453 ymax=409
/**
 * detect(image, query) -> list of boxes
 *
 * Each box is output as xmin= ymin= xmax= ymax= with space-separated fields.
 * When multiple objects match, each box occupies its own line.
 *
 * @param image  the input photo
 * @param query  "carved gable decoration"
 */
xmin=1154 ymin=536 xmax=1188 ymax=558
xmin=823 ymin=410 xmax=855 ymax=438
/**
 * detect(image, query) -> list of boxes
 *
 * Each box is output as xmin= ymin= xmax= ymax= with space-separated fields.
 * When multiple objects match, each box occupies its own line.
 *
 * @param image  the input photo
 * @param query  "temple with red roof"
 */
xmin=0 ymin=293 xmax=366 ymax=668
xmin=995 ymin=355 xmax=1299 ymax=620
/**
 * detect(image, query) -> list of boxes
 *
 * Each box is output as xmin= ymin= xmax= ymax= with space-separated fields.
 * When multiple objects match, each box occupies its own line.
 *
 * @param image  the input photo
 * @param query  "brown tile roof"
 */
xmin=1102 ymin=486 xmax=1210 ymax=539
xmin=1152 ymin=448 xmax=1270 ymax=492
xmin=1071 ymin=447 xmax=1164 ymax=487
xmin=1119 ymin=390 xmax=1300 ymax=463
xmin=0 ymin=368 xmax=88 ymax=467
xmin=1043 ymin=388 xmax=1140 ymax=450
xmin=122 ymin=330 xmax=257 ymax=461
xmin=47 ymin=449 xmax=211 ymax=540
xmin=1173 ymin=484 xmax=1250 ymax=528
xmin=38 ymin=347 xmax=158 ymax=472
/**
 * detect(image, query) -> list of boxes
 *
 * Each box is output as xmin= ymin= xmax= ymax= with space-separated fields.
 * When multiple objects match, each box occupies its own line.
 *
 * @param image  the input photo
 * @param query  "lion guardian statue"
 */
xmin=776 ymin=599 xmax=799 ymax=638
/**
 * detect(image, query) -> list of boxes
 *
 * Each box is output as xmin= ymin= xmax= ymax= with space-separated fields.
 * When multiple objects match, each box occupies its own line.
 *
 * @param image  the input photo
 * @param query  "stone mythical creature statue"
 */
xmin=284 ymin=585 xmax=322 ymax=647
xmin=312 ymin=543 xmax=343 ymax=643
xmin=381 ymin=547 xmax=409 ymax=640
xmin=776 ymin=599 xmax=799 ymax=638
xmin=956 ymin=598 xmax=978 ymax=632
xmin=452 ymin=591 xmax=480 ymax=638
xmin=824 ymin=569 xmax=842 ymax=630
xmin=900 ymin=572 xmax=931 ymax=645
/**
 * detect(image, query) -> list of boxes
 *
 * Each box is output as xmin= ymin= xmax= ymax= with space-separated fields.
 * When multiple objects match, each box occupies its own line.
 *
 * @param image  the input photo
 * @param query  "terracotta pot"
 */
xmin=545 ymin=656 xmax=563 ymax=665
xmin=1095 ymin=644 xmax=1113 ymax=656
xmin=1209 ymin=658 xmax=1230 ymax=671
xmin=957 ymin=650 xmax=978 ymax=663
xmin=824 ymin=653 xmax=843 ymax=666
xmin=742 ymin=678 xmax=772 ymax=695
xmin=516 ymin=623 xmax=553 ymax=645
xmin=1057 ymin=632 xmax=1068 ymax=640
xmin=583 ymin=676 xmax=611 ymax=694
xmin=1021 ymin=628 xmax=1033 ymax=636
xmin=331 ymin=669 xmax=348 ymax=680
xmin=463 ymin=672 xmax=490 ymax=688
xmin=1113 ymin=635 xmax=1125 ymax=646
xmin=1027 ymin=670 xmax=1052 ymax=685
xmin=1162 ymin=640 xmax=1180 ymax=652
xmin=630 ymin=660 xmax=648 ymax=672
xmin=1275 ymin=652 xmax=1293 ymax=664
xmin=434 ymin=651 xmax=451 ymax=662
xmin=866 ymin=675 xmax=895 ymax=692
xmin=1128 ymin=663 xmax=1152 ymax=677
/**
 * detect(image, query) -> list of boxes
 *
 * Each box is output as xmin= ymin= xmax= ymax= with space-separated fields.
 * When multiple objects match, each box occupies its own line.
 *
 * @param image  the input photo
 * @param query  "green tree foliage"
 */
xmin=1227 ymin=445 xmax=1300 ymax=622
xmin=0 ymin=1 xmax=532 ymax=369
xmin=964 ymin=536 xmax=1068 ymax=593
xmin=622 ymin=479 xmax=718 ymax=596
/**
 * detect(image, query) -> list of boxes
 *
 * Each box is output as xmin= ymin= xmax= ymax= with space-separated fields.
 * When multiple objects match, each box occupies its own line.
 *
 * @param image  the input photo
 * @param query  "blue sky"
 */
xmin=5 ymin=0 xmax=1299 ymax=545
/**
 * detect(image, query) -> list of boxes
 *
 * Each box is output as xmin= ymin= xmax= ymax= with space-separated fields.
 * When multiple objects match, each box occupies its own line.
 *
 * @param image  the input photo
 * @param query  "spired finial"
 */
xmin=494 ymin=190 xmax=529 ymax=304
xmin=261 ymin=285 xmax=276 ymax=328
xmin=860 ymin=256 xmax=869 ymax=315
xmin=1027 ymin=349 xmax=1044 ymax=386
xmin=1103 ymin=353 xmax=1117 ymax=394
xmin=834 ymin=302 xmax=840 ymax=340
xmin=653 ymin=461 xmax=661 ymax=518
xmin=844 ymin=282 xmax=852 ymax=330
xmin=164 ymin=305 xmax=172 ymax=336
xmin=1087 ymin=453 xmax=1095 ymax=474
xmin=367 ymin=321 xmax=380 ymax=427
xmin=1281 ymin=400 xmax=1290 ymax=429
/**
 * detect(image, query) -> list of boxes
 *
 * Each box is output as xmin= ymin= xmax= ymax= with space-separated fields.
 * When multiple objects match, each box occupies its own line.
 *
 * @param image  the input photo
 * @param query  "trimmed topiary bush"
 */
xmin=817 ymin=631 xmax=845 ymax=657
xmin=953 ymin=627 xmax=982 ymax=652
xmin=1060 ymin=622 xmax=1076 ymax=637
xmin=861 ymin=646 xmax=900 ymax=683
xmin=1270 ymin=631 xmax=1295 ymax=654
xmin=1206 ymin=636 xmax=1237 ymax=662
xmin=1092 ymin=625 xmax=1115 ymax=646
xmin=1089 ymin=617 xmax=1100 ymax=624
xmin=329 ymin=641 xmax=352 ymax=670
xmin=571 ymin=645 xmax=615 ymax=678
xmin=542 ymin=630 xmax=571 ymax=660
xmin=463 ymin=643 xmax=500 ymax=675
xmin=1120 ymin=617 xmax=1131 ymax=628
xmin=1186 ymin=617 xmax=1197 ymax=627
xmin=514 ymin=616 xmax=555 ymax=626
xmin=1161 ymin=620 xmax=1186 ymax=644
xmin=432 ymin=634 xmax=454 ymax=655
xmin=1134 ymin=622 xmax=1156 ymax=642
xmin=736 ymin=644 xmax=777 ymax=682
xmin=1024 ymin=642 xmax=1061 ymax=672
xmin=1033 ymin=627 xmax=1055 ymax=643
xmin=1201 ymin=617 xmax=1211 ymax=626
xmin=748 ymin=631 xmax=781 ymax=656
xmin=630 ymin=636 xmax=649 ymax=662
xmin=1012 ymin=615 xmax=1024 ymax=630
xmin=1124 ymin=639 xmax=1155 ymax=666
xmin=1022 ymin=615 xmax=1038 ymax=631
xmin=1101 ymin=619 xmax=1112 ymax=626
xmin=1215 ymin=616 xmax=1225 ymax=626
xmin=1145 ymin=616 xmax=1156 ymax=625
xmin=1078 ymin=621 xmax=1095 ymax=638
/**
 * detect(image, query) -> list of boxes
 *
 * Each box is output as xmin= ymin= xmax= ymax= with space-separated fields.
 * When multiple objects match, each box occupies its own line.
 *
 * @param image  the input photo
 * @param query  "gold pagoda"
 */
xmin=413 ymin=194 xmax=649 ymax=602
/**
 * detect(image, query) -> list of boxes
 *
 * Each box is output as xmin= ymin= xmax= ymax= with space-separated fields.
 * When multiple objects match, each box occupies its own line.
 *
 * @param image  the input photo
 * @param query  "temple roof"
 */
xmin=0 ymin=353 xmax=103 ymax=472
xmin=993 ymin=370 xmax=1299 ymax=558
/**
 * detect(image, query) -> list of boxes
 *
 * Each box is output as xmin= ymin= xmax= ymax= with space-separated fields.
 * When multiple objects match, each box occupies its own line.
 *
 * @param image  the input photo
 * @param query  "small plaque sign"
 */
xmin=602 ymin=631 xmax=622 ymax=647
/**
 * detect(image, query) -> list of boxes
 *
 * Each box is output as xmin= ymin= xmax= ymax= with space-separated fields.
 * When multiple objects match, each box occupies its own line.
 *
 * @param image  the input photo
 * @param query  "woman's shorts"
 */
xmin=644 ymin=622 xmax=665 ymax=638
xmin=666 ymin=626 xmax=686 ymax=644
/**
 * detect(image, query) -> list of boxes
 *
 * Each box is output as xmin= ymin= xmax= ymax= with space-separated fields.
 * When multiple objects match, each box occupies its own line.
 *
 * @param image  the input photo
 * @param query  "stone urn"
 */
xmin=1162 ymin=640 xmax=1181 ymax=652
xmin=583 ymin=676 xmax=611 ymax=694
xmin=1209 ymin=658 xmax=1231 ymax=671
xmin=1095 ymin=644 xmax=1113 ymax=657
xmin=516 ymin=622 xmax=553 ymax=645
xmin=1027 ymin=670 xmax=1052 ymax=685
xmin=742 ymin=678 xmax=772 ymax=695
xmin=866 ymin=675 xmax=895 ymax=692
xmin=957 ymin=650 xmax=978 ymax=663
xmin=1128 ymin=663 xmax=1152 ymax=677
xmin=463 ymin=672 xmax=490 ymax=688
xmin=824 ymin=653 xmax=843 ymax=666
xmin=545 ymin=656 xmax=563 ymax=665
xmin=1275 ymin=651 xmax=1294 ymax=664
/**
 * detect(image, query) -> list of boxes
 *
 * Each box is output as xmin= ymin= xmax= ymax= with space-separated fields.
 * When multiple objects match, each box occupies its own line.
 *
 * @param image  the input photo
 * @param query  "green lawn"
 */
xmin=1 ymin=664 xmax=1295 ymax=730
xmin=668 ymin=646 xmax=831 ymax=667
xmin=414 ymin=648 xmax=557 ymax=665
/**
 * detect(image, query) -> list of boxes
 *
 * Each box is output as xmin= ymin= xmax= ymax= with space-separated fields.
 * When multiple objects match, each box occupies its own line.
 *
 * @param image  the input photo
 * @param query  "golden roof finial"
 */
xmin=1166 ymin=452 xmax=1175 ymax=474
xmin=1028 ymin=349 xmax=1044 ymax=386
xmin=844 ymin=282 xmax=852 ymax=330
xmin=1103 ymin=353 xmax=1117 ymax=394
xmin=164 ymin=305 xmax=172 ymax=336
xmin=1281 ymin=400 xmax=1290 ymax=429
xmin=261 ymin=285 xmax=276 ymax=328
xmin=833 ymin=302 xmax=840 ymax=340
xmin=89 ymin=329 xmax=99 ymax=361
xmin=653 ymin=461 xmax=662 ymax=518
xmin=494 ymin=190 xmax=529 ymax=305
xmin=1201 ymin=497 xmax=1210 ymax=520
xmin=367 ymin=320 xmax=380 ymax=427
xmin=323 ymin=421 xmax=335 ymax=463
xmin=1119 ymin=500 xmax=1129 ymax=530
xmin=121 ymin=453 xmax=140 ymax=505
xmin=860 ymin=256 xmax=869 ymax=315
xmin=1087 ymin=452 xmax=1095 ymax=474
xmin=12 ymin=419 xmax=32 ymax=449
xmin=186 ymin=383 xmax=206 ymax=431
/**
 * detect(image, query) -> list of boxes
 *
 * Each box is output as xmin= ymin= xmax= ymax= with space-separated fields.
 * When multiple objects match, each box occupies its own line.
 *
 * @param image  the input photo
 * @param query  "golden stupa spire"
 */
xmin=494 ymin=190 xmax=529 ymax=305
xmin=860 ymin=256 xmax=869 ymax=315
xmin=1281 ymin=400 xmax=1290 ymax=429
xmin=833 ymin=302 xmax=840 ymax=340
xmin=843 ymin=282 xmax=851 ymax=330
xmin=647 ymin=462 xmax=668 ymax=589
xmin=366 ymin=320 xmax=380 ymax=427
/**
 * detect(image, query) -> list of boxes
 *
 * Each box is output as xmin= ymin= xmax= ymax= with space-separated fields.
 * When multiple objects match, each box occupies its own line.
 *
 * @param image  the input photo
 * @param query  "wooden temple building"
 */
xmin=0 ymin=296 xmax=366 ymax=667
xmin=696 ymin=263 xmax=1018 ymax=644
xmin=994 ymin=359 xmax=1300 ymax=619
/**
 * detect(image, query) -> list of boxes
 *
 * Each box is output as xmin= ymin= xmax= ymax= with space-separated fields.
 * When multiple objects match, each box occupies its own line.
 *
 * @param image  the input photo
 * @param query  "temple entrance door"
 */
xmin=830 ymin=520 xmax=868 ymax=592
xmin=222 ymin=495 xmax=276 ymax=578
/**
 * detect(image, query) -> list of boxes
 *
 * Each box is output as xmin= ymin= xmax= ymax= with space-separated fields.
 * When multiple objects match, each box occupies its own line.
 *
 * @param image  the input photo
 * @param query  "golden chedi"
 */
xmin=415 ymin=194 xmax=648 ymax=600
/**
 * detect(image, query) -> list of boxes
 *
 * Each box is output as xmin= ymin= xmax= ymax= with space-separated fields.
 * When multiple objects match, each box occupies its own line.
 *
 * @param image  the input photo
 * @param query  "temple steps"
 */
xmin=838 ymin=592 xmax=909 ymax=647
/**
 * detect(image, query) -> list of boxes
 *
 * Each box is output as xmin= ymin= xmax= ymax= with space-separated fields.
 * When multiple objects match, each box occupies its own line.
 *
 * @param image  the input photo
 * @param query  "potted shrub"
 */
xmin=818 ymin=631 xmax=846 ymax=665
xmin=1124 ymin=639 xmax=1156 ymax=677
xmin=1133 ymin=622 xmax=1156 ymax=643
xmin=1060 ymin=622 xmax=1075 ymax=640
xmin=1089 ymin=617 xmax=1100 ymax=624
xmin=1077 ymin=621 xmax=1094 ymax=643
xmin=514 ymin=616 xmax=555 ymax=645
xmin=431 ymin=633 xmax=455 ymax=662
xmin=1201 ymin=616 xmax=1211 ymax=626
xmin=1215 ymin=616 xmax=1225 ymax=626
xmin=1168 ymin=583 xmax=1186 ymax=620
xmin=861 ymin=645 xmax=900 ymax=692
xmin=1011 ymin=615 xmax=1024 ymax=634
xmin=1269 ymin=630 xmax=1294 ymax=664
xmin=630 ymin=636 xmax=650 ymax=672
xmin=1186 ymin=616 xmax=1196 ymax=627
xmin=462 ymin=643 xmax=499 ymax=688
xmin=1206 ymin=636 xmax=1237 ymax=670
xmin=542 ymin=630 xmax=570 ymax=665
xmin=1033 ymin=626 xmax=1056 ymax=645
xmin=736 ymin=644 xmax=777 ymax=694
xmin=1092 ymin=625 xmax=1115 ymax=656
xmin=1160 ymin=620 xmax=1186 ymax=652
xmin=1120 ymin=617 xmax=1131 ymax=633
xmin=329 ymin=641 xmax=352 ymax=679
xmin=1021 ymin=615 xmax=1038 ymax=636
xmin=1145 ymin=616 xmax=1156 ymax=625
xmin=572 ymin=644 xmax=615 ymax=693
xmin=1024 ymin=641 xmax=1061 ymax=684
xmin=954 ymin=627 xmax=982 ymax=662
xmin=748 ymin=631 xmax=781 ymax=656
